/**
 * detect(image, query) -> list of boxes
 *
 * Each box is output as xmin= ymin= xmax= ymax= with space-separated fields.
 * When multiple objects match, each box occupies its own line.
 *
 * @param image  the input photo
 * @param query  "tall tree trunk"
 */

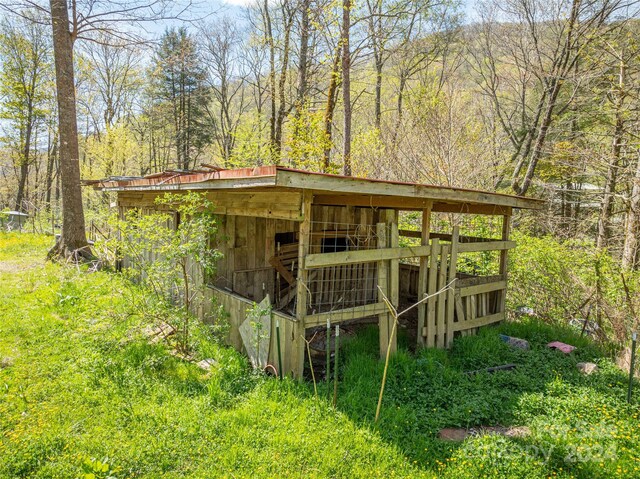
xmin=15 ymin=110 xmax=34 ymax=211
xmin=597 ymin=60 xmax=626 ymax=249
xmin=274 ymin=8 xmax=293 ymax=159
xmin=510 ymin=90 xmax=548 ymax=189
xmin=296 ymin=0 xmax=310 ymax=111
xmin=15 ymin=151 xmax=29 ymax=212
xmin=341 ymin=0 xmax=352 ymax=176
xmin=264 ymin=0 xmax=277 ymax=163
xmin=323 ymin=47 xmax=341 ymax=171
xmin=45 ymin=129 xmax=57 ymax=208
xmin=515 ymin=78 xmax=562 ymax=196
xmin=48 ymin=0 xmax=90 ymax=258
xmin=513 ymin=0 xmax=581 ymax=196
xmin=622 ymin=153 xmax=640 ymax=269
xmin=391 ymin=73 xmax=407 ymax=147
xmin=374 ymin=53 xmax=382 ymax=131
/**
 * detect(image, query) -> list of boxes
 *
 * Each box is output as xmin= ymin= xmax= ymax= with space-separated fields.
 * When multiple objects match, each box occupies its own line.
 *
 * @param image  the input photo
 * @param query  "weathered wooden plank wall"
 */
xmin=214 ymin=215 xmax=299 ymax=302
xmin=117 ymin=190 xmax=514 ymax=379
xmin=118 ymin=190 xmax=303 ymax=221
xmin=204 ymin=287 xmax=298 ymax=376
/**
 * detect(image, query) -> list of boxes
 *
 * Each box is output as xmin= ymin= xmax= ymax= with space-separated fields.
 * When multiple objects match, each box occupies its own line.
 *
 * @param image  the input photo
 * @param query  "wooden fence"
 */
xmin=301 ymin=222 xmax=515 ymax=353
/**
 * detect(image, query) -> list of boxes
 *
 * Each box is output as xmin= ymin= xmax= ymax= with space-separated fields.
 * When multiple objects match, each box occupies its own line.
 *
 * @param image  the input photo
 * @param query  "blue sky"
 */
xmin=198 ymin=0 xmax=479 ymax=24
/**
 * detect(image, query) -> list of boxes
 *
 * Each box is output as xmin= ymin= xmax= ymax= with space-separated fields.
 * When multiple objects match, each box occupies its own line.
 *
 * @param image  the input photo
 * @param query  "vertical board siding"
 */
xmin=205 ymin=287 xmax=298 ymax=377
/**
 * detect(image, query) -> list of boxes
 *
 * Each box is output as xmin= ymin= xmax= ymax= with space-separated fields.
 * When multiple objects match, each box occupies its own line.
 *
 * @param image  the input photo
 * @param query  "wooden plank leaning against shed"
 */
xmin=294 ymin=190 xmax=313 ymax=379
xmin=426 ymin=238 xmax=440 ymax=348
xmin=436 ymin=243 xmax=450 ymax=349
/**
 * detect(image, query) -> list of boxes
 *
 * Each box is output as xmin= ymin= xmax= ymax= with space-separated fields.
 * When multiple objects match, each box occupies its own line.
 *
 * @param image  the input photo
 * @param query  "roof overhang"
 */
xmin=89 ymin=166 xmax=544 ymax=211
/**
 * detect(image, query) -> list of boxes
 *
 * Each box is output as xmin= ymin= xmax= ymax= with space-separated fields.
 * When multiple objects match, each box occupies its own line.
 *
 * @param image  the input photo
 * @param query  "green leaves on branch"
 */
xmin=106 ymin=192 xmax=223 ymax=352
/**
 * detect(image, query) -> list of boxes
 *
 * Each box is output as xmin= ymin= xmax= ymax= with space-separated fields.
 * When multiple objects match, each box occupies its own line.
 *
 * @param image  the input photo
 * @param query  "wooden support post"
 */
xmin=498 ymin=214 xmax=511 ymax=317
xmin=376 ymin=220 xmax=393 ymax=358
xmin=446 ymin=226 xmax=459 ymax=347
xmin=388 ymin=212 xmax=399 ymax=356
xmin=226 ymin=215 xmax=236 ymax=285
xmin=426 ymin=238 xmax=440 ymax=348
xmin=417 ymin=203 xmax=432 ymax=348
xmin=294 ymin=190 xmax=313 ymax=379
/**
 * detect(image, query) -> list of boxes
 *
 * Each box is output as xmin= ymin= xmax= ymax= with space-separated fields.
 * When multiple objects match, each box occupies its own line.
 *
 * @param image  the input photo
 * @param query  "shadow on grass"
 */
xmin=100 ymin=317 xmax=636 ymax=478
xmin=324 ymin=318 xmax=638 ymax=478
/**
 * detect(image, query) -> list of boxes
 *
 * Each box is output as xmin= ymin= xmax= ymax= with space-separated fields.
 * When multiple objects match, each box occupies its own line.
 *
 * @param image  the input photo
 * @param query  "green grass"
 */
xmin=1 ymin=233 xmax=640 ymax=478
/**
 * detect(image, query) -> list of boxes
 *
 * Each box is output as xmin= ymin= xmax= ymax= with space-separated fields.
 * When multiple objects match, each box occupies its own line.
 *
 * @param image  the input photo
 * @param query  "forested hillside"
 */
xmin=0 ymin=1 xmax=639 ymax=319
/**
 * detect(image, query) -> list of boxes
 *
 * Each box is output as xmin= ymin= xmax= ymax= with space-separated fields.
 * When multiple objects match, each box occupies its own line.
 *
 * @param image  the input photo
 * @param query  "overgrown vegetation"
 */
xmin=509 ymin=232 xmax=640 ymax=344
xmin=2 ymin=234 xmax=640 ymax=478
xmin=104 ymin=192 xmax=222 ymax=352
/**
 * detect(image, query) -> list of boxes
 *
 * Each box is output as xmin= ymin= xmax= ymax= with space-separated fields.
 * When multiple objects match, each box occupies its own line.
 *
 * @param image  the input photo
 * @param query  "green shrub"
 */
xmin=509 ymin=232 xmax=639 ymax=345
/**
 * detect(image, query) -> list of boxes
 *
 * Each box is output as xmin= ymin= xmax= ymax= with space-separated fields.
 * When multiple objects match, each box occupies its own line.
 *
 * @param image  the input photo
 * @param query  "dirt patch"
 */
xmin=0 ymin=259 xmax=41 ymax=273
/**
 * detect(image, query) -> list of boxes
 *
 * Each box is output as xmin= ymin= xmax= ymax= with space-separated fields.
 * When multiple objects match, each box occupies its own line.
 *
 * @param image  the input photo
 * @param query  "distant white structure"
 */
xmin=1 ymin=211 xmax=29 ymax=231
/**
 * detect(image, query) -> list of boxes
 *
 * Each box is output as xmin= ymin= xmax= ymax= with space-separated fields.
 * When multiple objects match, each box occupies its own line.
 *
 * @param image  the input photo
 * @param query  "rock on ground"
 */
xmin=196 ymin=358 xmax=217 ymax=371
xmin=577 ymin=362 xmax=599 ymax=375
xmin=0 ymin=357 xmax=14 ymax=369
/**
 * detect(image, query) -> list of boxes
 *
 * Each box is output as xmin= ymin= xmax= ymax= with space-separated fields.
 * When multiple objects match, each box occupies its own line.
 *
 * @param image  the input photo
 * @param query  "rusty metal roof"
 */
xmin=89 ymin=166 xmax=544 ymax=210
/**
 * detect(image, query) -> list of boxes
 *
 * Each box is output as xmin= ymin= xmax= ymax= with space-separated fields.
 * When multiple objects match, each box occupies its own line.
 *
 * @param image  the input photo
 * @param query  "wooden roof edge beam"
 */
xmin=276 ymin=169 xmax=544 ymax=211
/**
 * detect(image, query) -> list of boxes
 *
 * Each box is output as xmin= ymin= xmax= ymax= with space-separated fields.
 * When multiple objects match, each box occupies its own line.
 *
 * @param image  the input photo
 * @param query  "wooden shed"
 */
xmin=96 ymin=166 xmax=543 ymax=378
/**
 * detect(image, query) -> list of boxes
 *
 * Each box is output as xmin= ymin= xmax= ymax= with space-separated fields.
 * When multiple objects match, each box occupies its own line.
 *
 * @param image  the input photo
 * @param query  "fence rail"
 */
xmin=301 ymin=223 xmax=509 ymax=349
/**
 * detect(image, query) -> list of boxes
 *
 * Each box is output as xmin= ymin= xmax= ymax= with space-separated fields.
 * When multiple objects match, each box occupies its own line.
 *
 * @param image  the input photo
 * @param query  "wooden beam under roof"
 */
xmin=97 ymin=165 xmax=543 ymax=212
xmin=312 ymin=194 xmax=514 ymax=215
xmin=276 ymin=169 xmax=542 ymax=210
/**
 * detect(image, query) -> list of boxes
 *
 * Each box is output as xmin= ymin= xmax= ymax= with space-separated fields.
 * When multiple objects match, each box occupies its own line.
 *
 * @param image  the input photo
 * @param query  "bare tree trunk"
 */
xmin=391 ymin=73 xmax=407 ymax=146
xmin=296 ymin=0 xmax=310 ymax=110
xmin=510 ymin=91 xmax=547 ymax=188
xmin=622 ymin=153 xmax=640 ymax=269
xmin=341 ymin=0 xmax=352 ymax=176
xmin=515 ymin=76 xmax=562 ymax=196
xmin=323 ymin=47 xmax=341 ymax=171
xmin=15 ymin=103 xmax=34 ymax=212
xmin=597 ymin=60 xmax=626 ymax=249
xmin=374 ymin=53 xmax=382 ymax=131
xmin=45 ymin=128 xmax=57 ymax=208
xmin=15 ymin=147 xmax=29 ymax=212
xmin=264 ymin=0 xmax=277 ymax=163
xmin=274 ymin=5 xmax=293 ymax=158
xmin=48 ymin=0 xmax=91 ymax=259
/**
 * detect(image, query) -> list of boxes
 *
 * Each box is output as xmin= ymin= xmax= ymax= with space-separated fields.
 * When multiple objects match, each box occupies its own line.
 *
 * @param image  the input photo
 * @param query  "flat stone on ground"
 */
xmin=438 ymin=426 xmax=530 ymax=441
xmin=0 ymin=357 xmax=14 ymax=369
xmin=577 ymin=362 xmax=599 ymax=375
xmin=196 ymin=358 xmax=217 ymax=371
xmin=438 ymin=428 xmax=470 ymax=441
